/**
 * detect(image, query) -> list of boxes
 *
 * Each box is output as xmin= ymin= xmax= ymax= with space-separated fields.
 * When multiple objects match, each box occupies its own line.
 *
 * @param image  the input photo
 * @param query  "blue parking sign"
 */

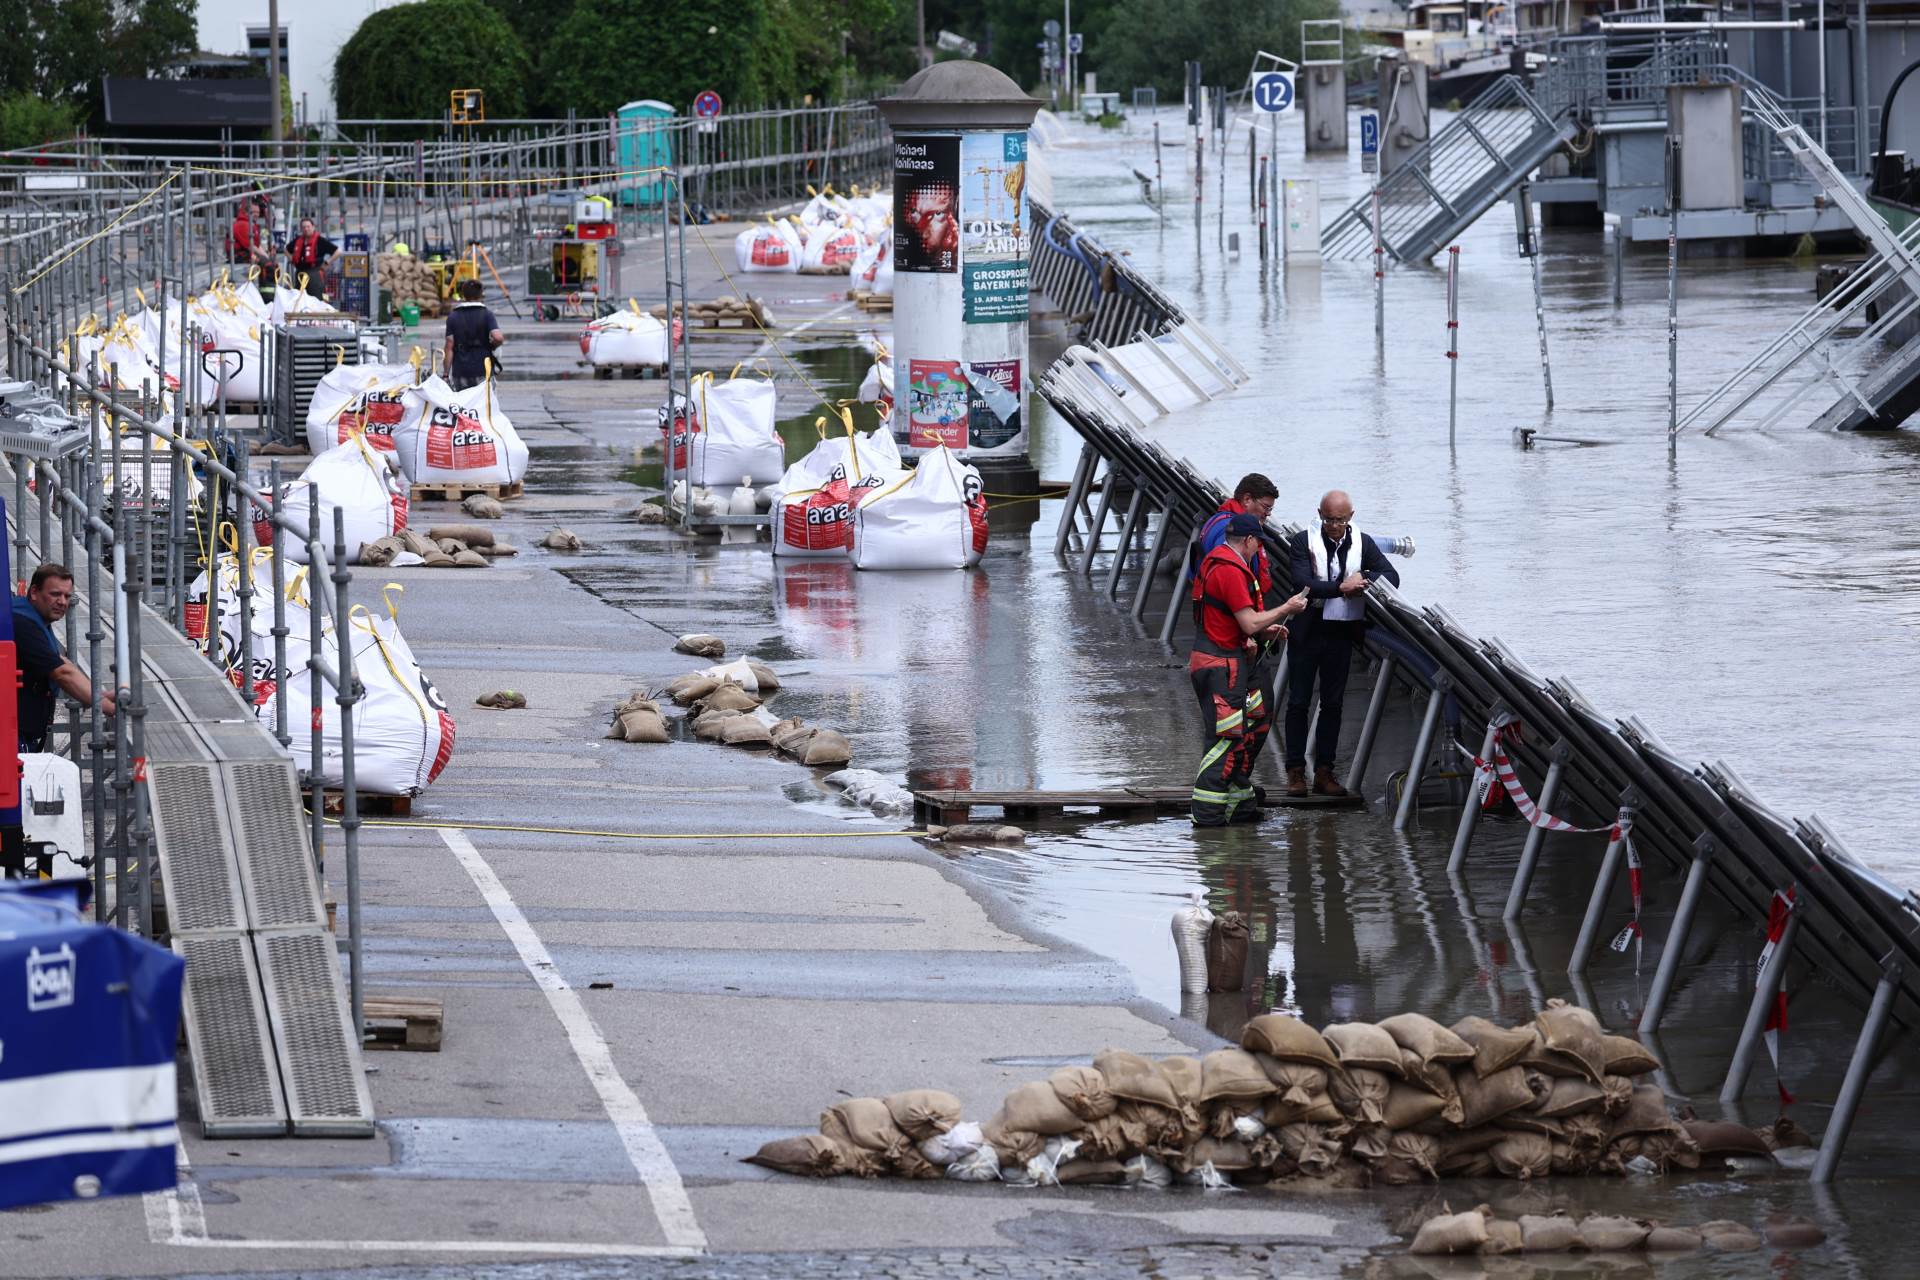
xmin=1360 ymin=111 xmax=1379 ymax=155
xmin=1253 ymin=72 xmax=1294 ymax=114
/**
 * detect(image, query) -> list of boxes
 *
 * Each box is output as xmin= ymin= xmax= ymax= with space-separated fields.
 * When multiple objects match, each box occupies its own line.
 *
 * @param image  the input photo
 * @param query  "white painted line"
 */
xmin=442 ymin=826 xmax=708 ymax=1254
xmin=167 ymin=1239 xmax=701 ymax=1256
xmin=142 ymin=1142 xmax=207 ymax=1245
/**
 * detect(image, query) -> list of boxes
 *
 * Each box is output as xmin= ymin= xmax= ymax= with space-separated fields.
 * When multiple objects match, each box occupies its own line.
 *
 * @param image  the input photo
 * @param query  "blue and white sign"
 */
xmin=1252 ymin=72 xmax=1295 ymax=114
xmin=1068 ymin=32 xmax=1083 ymax=54
xmin=1360 ymin=110 xmax=1380 ymax=173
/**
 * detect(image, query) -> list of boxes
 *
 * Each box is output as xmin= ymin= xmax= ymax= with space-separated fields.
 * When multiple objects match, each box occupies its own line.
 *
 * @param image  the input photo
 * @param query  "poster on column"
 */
xmin=959 ymin=132 xmax=1030 ymax=323
xmin=907 ymin=359 xmax=969 ymax=449
xmin=894 ymin=136 xmax=961 ymax=273
xmin=964 ymin=359 xmax=1021 ymax=451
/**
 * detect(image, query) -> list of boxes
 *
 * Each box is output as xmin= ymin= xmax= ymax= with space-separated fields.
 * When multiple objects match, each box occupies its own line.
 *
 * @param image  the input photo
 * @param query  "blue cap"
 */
xmin=1225 ymin=512 xmax=1264 ymax=538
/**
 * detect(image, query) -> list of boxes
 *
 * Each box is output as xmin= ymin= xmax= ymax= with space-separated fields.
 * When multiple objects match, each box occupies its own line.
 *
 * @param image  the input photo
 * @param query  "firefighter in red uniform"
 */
xmin=1189 ymin=513 xmax=1308 ymax=825
xmin=1192 ymin=474 xmax=1282 ymax=782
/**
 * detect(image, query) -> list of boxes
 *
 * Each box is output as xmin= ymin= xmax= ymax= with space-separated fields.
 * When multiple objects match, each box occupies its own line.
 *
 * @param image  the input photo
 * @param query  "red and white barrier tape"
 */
xmin=1469 ymin=727 xmax=1622 ymax=835
xmin=1758 ymin=888 xmax=1796 ymax=1106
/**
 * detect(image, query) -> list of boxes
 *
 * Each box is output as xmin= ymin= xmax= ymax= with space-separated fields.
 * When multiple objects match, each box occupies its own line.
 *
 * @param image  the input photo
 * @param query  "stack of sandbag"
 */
xmin=581 ymin=305 xmax=671 ymax=368
xmin=605 ymin=691 xmax=668 ymax=743
xmin=662 ymin=658 xmax=778 ymax=749
xmin=749 ymin=1001 xmax=1715 ymax=1189
xmin=357 ymin=524 xmax=515 ymax=569
xmin=377 ymin=253 xmax=442 ymax=316
xmin=849 ymin=446 xmax=987 ymax=571
xmin=394 ymin=375 xmax=530 ymax=490
xmin=304 ymin=361 xmax=423 ymax=455
xmin=647 ymin=296 xmax=773 ymax=329
xmin=748 ymin=1091 xmax=963 ymax=1181
xmin=734 ymin=221 xmax=801 ymax=273
xmin=772 ymin=416 xmax=902 ymax=559
xmin=1406 ymin=1204 xmax=1818 ymax=1256
xmin=255 ymin=436 xmax=409 ymax=565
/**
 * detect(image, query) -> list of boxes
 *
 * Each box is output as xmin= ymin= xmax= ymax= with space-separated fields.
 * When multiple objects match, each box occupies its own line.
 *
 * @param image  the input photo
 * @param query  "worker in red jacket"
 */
xmin=1188 ymin=513 xmax=1308 ymax=826
xmin=286 ymin=218 xmax=339 ymax=298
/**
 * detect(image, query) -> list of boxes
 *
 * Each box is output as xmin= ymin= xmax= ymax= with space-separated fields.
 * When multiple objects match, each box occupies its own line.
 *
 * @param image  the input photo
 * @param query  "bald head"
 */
xmin=1319 ymin=490 xmax=1353 ymax=522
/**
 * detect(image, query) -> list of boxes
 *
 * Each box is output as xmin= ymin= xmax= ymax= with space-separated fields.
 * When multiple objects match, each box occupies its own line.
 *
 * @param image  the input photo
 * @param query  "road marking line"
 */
xmin=142 ymin=1142 xmax=207 ymax=1245
xmin=442 ymin=826 xmax=708 ymax=1253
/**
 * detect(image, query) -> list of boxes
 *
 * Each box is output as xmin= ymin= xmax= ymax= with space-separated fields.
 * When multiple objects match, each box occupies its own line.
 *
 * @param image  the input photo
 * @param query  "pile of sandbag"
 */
xmin=581 ymin=304 xmax=672 ymax=369
xmin=1406 ymin=1204 xmax=1822 ymax=1256
xmin=647 ymin=296 xmax=773 ymax=329
xmin=377 ymin=253 xmax=442 ymax=316
xmin=850 ymin=446 xmax=988 ymax=571
xmin=749 ymin=1001 xmax=1735 ymax=1189
xmin=614 ymin=653 xmax=854 ymax=766
xmin=357 ymin=524 xmax=516 ymax=569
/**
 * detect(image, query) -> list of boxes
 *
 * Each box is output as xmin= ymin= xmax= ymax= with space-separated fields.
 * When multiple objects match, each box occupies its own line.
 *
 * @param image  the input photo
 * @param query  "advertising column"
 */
xmin=891 ymin=129 xmax=1030 ymax=461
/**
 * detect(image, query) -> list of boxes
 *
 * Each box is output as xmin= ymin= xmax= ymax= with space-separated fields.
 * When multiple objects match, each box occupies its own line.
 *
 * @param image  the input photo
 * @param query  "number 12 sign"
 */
xmin=1253 ymin=72 xmax=1295 ymax=114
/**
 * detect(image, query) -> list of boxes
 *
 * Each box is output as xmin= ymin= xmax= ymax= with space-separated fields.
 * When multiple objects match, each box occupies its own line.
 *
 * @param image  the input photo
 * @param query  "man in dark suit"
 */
xmin=1284 ymin=490 xmax=1399 ymax=797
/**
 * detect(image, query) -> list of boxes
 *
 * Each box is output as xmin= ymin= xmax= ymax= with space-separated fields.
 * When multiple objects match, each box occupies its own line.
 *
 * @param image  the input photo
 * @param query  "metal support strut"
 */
xmin=1343 ymin=655 xmax=1397 ymax=796
xmin=1392 ymin=673 xmax=1450 ymax=832
xmin=1811 ymin=958 xmax=1903 ymax=1184
xmin=1639 ymin=833 xmax=1716 ymax=1032
xmin=1569 ymin=787 xmax=1640 ymax=974
xmin=1504 ymin=741 xmax=1570 ymax=920
xmin=1446 ymin=710 xmax=1505 ymax=874
xmin=1720 ymin=902 xmax=1800 ymax=1103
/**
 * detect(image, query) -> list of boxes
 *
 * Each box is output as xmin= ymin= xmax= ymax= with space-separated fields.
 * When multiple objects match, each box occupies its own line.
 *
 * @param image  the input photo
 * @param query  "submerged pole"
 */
xmin=1446 ymin=245 xmax=1460 ymax=447
xmin=1666 ymin=136 xmax=1680 ymax=454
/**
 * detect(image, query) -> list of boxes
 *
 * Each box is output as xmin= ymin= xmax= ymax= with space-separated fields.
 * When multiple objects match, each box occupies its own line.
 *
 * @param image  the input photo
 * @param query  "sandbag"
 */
xmin=1054 ymin=1157 xmax=1128 ymax=1186
xmin=995 ymin=1080 xmax=1082 ymax=1136
xmin=674 ymin=633 xmax=726 ymax=658
xmin=850 ymin=446 xmax=988 ymax=571
xmin=794 ymin=729 xmax=852 ymax=767
xmin=1581 ymin=1216 xmax=1651 ymax=1251
xmin=256 ymin=436 xmax=409 ymax=566
xmin=1491 ymin=1132 xmax=1553 ymax=1180
xmin=693 ymin=684 xmax=760 ymax=714
xmin=428 ymin=523 xmax=495 ymax=548
xmin=1534 ymin=999 xmax=1607 ymax=1082
xmin=1257 ymin=1059 xmax=1327 ymax=1110
xmin=1093 ymin=1049 xmax=1180 ymax=1110
xmin=666 ymin=674 xmax=720 ymax=706
xmin=720 ymin=717 xmax=773 ymax=746
xmin=1197 ymin=1049 xmax=1272 ymax=1104
xmin=1533 ymin=1076 xmax=1605 ymax=1119
xmin=1322 ymin=1022 xmax=1404 ymax=1076
xmin=1274 ymin=1123 xmax=1339 ymax=1176
xmin=1647 ymin=1226 xmax=1704 ymax=1251
xmin=1608 ymin=1085 xmax=1678 ymax=1140
xmin=1482 ymin=1218 xmax=1524 ymax=1255
xmin=1410 ymin=1211 xmax=1488 ymax=1256
xmin=394 ymin=374 xmax=530 ymax=487
xmin=1262 ymin=1089 xmax=1342 ymax=1128
xmin=1398 ymin=1048 xmax=1458 ymax=1099
xmin=734 ymin=221 xmax=801 ymax=273
xmin=1380 ymin=1013 xmax=1475 ymax=1070
xmin=978 ymin=1115 xmax=1043 ymax=1167
xmin=1328 ymin=1067 xmax=1390 ymax=1125
xmin=1520 ymin=1213 xmax=1584 ymax=1252
xmin=687 ymin=369 xmax=784 ymax=487
xmin=1379 ymin=1132 xmax=1440 ymax=1186
xmin=1242 ymin=1015 xmax=1341 ymax=1071
xmin=615 ymin=706 xmax=668 ymax=743
xmin=1049 ymin=1066 xmax=1115 ymax=1122
xmin=1601 ymin=1034 xmax=1660 ymax=1077
xmin=1455 ymin=1064 xmax=1537 ymax=1128
xmin=1383 ymin=1082 xmax=1450 ymax=1130
xmin=884 ymin=1090 xmax=961 ymax=1142
xmin=821 ymin=1098 xmax=908 ymax=1155
xmin=1682 ymin=1120 xmax=1774 ymax=1157
xmin=1451 ymin=1016 xmax=1538 ymax=1079
xmin=1183 ymin=1137 xmax=1254 ymax=1174
xmin=745 ymin=1133 xmax=857 ymax=1178
xmin=304 ymin=361 xmax=420 ymax=454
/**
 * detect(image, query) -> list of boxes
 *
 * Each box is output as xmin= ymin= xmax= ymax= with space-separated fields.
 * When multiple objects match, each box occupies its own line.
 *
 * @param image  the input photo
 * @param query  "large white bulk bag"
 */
xmin=800 ymin=225 xmax=864 ymax=273
xmin=200 ymin=304 xmax=266 ymax=403
xmin=734 ymin=221 xmax=801 ymax=273
xmin=257 ymin=436 xmax=409 ymax=564
xmin=394 ymin=374 xmax=530 ymax=487
xmin=270 ymin=281 xmax=333 ymax=326
xmin=772 ymin=419 xmax=901 ymax=559
xmin=850 ymin=446 xmax=988 ymax=571
xmin=872 ymin=253 xmax=895 ymax=297
xmin=304 ymin=362 xmax=422 ymax=455
xmin=849 ymin=236 xmax=888 ymax=290
xmin=583 ymin=308 xmax=670 ymax=367
xmin=858 ymin=358 xmax=894 ymax=414
xmin=687 ymin=368 xmax=784 ymax=486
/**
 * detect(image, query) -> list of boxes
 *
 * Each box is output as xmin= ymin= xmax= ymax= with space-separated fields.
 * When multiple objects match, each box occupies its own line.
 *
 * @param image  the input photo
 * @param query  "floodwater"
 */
xmin=1026 ymin=107 xmax=1920 ymax=890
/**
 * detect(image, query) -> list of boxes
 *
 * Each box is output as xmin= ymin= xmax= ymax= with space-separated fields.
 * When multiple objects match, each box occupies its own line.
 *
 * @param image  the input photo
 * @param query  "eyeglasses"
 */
xmin=1320 ymin=513 xmax=1353 ymax=525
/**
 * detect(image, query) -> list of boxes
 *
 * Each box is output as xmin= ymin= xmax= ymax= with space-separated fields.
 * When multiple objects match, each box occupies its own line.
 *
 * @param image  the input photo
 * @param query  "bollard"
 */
xmin=1503 ymin=741 xmax=1570 ymax=920
xmin=1257 ymin=156 xmax=1269 ymax=261
xmin=1447 ymin=712 xmax=1508 ymax=875
xmin=1445 ymin=245 xmax=1460 ymax=447
xmin=1343 ymin=654 xmax=1397 ymax=796
xmin=1569 ymin=788 xmax=1641 ymax=973
xmin=1639 ymin=833 xmax=1716 ymax=1032
xmin=1720 ymin=903 xmax=1799 ymax=1103
xmin=1810 ymin=960 xmax=1902 ymax=1184
xmin=1392 ymin=673 xmax=1450 ymax=832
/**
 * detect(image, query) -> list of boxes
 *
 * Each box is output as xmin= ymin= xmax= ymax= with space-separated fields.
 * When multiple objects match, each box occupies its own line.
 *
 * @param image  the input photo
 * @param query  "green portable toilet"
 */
xmin=616 ymin=100 xmax=675 ymax=207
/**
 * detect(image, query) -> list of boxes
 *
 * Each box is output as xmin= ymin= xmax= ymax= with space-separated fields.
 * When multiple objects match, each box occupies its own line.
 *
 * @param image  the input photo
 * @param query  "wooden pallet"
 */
xmin=913 ymin=785 xmax=1362 ymax=827
xmin=684 ymin=312 xmax=761 ymax=330
xmin=850 ymin=289 xmax=893 ymax=314
xmin=306 ymin=789 xmax=413 ymax=817
xmin=362 ymin=994 xmax=443 ymax=1052
xmin=411 ymin=480 xmax=524 ymax=502
xmin=589 ymin=363 xmax=666 ymax=380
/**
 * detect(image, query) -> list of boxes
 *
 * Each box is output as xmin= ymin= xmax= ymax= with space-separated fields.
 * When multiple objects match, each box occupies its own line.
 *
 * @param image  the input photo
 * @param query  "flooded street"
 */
xmin=1028 ymin=107 xmax=1920 ymax=889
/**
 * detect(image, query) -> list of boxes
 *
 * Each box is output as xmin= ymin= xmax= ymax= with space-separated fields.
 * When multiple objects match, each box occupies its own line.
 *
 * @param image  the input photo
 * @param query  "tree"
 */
xmin=1090 ymin=0 xmax=1340 ymax=99
xmin=0 ymin=92 xmax=77 ymax=150
xmin=333 ymin=0 xmax=532 ymax=122
xmin=0 ymin=0 xmax=198 ymax=121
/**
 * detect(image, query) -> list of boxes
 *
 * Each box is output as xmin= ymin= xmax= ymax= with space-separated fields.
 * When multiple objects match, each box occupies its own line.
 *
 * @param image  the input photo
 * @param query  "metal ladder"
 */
xmin=1322 ymin=75 xmax=1576 ymax=263
xmin=1683 ymin=94 xmax=1920 ymax=435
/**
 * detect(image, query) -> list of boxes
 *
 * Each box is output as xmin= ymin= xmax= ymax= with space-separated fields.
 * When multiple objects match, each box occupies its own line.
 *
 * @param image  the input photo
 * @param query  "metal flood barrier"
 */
xmin=1031 ymin=206 xmax=1920 ymax=1182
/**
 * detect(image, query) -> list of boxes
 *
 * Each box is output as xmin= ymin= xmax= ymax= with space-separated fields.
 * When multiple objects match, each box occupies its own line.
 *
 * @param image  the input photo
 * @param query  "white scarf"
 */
xmin=1308 ymin=525 xmax=1366 ymax=622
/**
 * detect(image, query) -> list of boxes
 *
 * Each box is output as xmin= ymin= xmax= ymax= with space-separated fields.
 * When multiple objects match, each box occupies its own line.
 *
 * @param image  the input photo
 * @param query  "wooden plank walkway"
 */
xmin=913 ymin=786 xmax=1363 ymax=826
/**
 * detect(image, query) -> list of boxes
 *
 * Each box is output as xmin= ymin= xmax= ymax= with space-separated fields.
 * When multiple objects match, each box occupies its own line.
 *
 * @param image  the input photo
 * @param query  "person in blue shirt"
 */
xmin=12 ymin=565 xmax=113 ymax=753
xmin=442 ymin=279 xmax=504 ymax=391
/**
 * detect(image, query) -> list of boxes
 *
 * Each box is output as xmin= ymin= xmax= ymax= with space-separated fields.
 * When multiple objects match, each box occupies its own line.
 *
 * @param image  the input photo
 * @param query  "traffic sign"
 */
xmin=1252 ymin=72 xmax=1294 ymax=114
xmin=1359 ymin=110 xmax=1379 ymax=173
xmin=1068 ymin=32 xmax=1083 ymax=54
xmin=693 ymin=90 xmax=723 ymax=119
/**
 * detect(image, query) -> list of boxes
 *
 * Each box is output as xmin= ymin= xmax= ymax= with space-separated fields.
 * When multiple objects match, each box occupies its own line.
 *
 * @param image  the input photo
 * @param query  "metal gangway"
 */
xmin=1322 ymin=75 xmax=1577 ymax=263
xmin=1680 ymin=93 xmax=1920 ymax=436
